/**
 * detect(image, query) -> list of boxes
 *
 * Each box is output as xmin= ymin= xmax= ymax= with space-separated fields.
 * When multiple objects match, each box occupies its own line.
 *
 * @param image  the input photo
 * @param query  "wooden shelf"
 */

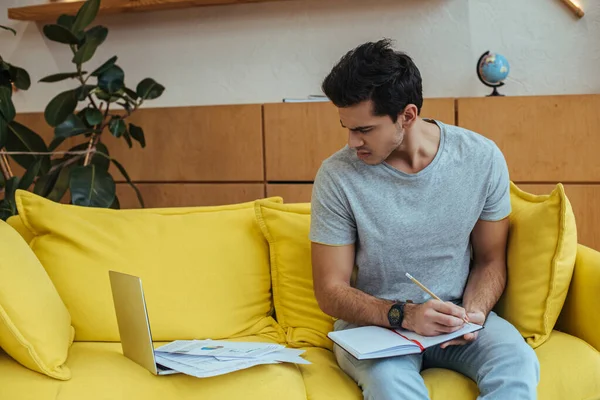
xmin=8 ymin=0 xmax=295 ymax=22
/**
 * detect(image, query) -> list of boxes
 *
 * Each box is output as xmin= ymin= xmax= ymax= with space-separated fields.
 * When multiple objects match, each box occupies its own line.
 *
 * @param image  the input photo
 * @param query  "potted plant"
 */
xmin=0 ymin=0 xmax=164 ymax=220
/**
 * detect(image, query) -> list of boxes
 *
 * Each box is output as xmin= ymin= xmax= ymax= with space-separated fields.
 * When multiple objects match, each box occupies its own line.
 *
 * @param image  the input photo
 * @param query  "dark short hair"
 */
xmin=322 ymin=39 xmax=423 ymax=122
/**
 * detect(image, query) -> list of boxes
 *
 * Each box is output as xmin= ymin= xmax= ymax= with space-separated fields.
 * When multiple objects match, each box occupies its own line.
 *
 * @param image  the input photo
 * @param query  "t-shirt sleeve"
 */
xmin=309 ymin=167 xmax=356 ymax=245
xmin=480 ymin=145 xmax=511 ymax=221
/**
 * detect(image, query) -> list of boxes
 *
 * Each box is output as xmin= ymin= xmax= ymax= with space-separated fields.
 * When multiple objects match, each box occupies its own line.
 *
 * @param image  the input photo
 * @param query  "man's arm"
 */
xmin=463 ymin=217 xmax=509 ymax=317
xmin=312 ymin=242 xmax=468 ymax=334
xmin=312 ymin=242 xmax=394 ymax=327
xmin=441 ymin=217 xmax=509 ymax=348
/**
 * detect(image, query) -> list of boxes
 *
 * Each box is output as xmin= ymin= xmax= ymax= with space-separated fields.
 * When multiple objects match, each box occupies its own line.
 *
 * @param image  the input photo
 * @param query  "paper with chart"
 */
xmin=153 ymin=340 xmax=310 ymax=378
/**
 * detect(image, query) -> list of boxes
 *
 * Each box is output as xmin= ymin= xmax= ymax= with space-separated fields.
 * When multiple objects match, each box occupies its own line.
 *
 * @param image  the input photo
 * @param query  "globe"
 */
xmin=476 ymin=51 xmax=510 ymax=96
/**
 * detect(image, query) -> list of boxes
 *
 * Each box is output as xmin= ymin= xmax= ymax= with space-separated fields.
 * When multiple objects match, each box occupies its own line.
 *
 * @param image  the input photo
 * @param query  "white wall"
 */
xmin=1 ymin=0 xmax=599 ymax=112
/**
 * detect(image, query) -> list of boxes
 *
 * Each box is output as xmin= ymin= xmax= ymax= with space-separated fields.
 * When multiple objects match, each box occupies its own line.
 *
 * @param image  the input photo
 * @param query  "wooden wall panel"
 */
xmin=457 ymin=95 xmax=600 ymax=182
xmin=264 ymin=98 xmax=455 ymax=181
xmin=116 ymin=183 xmax=265 ymax=209
xmin=104 ymin=104 xmax=264 ymax=182
xmin=266 ymin=183 xmax=313 ymax=203
xmin=515 ymin=184 xmax=600 ymax=251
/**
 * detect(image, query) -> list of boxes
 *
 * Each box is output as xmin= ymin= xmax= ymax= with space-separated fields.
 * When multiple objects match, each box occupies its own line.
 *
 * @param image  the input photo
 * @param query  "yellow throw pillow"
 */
xmin=495 ymin=182 xmax=577 ymax=348
xmin=15 ymin=190 xmax=285 ymax=343
xmin=0 ymin=219 xmax=74 ymax=380
xmin=6 ymin=215 xmax=35 ymax=244
xmin=255 ymin=201 xmax=335 ymax=349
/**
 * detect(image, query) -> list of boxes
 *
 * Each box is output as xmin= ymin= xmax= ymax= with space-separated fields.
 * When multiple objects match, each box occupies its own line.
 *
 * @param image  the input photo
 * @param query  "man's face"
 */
xmin=338 ymin=100 xmax=404 ymax=165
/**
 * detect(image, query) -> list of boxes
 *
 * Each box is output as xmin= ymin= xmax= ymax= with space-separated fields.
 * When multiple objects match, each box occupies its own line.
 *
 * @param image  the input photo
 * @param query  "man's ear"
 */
xmin=401 ymin=104 xmax=419 ymax=127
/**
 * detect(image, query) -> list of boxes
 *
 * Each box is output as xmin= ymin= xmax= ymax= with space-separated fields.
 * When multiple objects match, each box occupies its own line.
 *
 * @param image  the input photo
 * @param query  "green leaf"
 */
xmin=71 ymin=0 xmax=101 ymax=34
xmin=6 ymin=121 xmax=51 ymax=173
xmin=75 ymin=84 xmax=96 ymax=101
xmin=95 ymin=90 xmax=120 ymax=103
xmin=123 ymin=130 xmax=133 ymax=148
xmin=0 ymin=117 xmax=7 ymax=148
xmin=124 ymin=87 xmax=138 ymax=100
xmin=18 ymin=159 xmax=42 ymax=190
xmin=44 ymin=89 xmax=77 ymax=127
xmin=136 ymin=78 xmax=165 ymax=100
xmin=72 ymin=26 xmax=107 ymax=65
xmin=92 ymin=142 xmax=110 ymax=171
xmin=4 ymin=176 xmax=20 ymax=213
xmin=0 ymin=176 xmax=19 ymax=219
xmin=57 ymin=14 xmax=76 ymax=30
xmin=109 ymin=195 xmax=120 ymax=209
xmin=47 ymin=164 xmax=73 ymax=202
xmin=39 ymin=71 xmax=83 ymax=83
xmin=43 ymin=24 xmax=80 ymax=45
xmin=90 ymin=56 xmax=117 ymax=77
xmin=49 ymin=136 xmax=66 ymax=151
xmin=110 ymin=157 xmax=144 ymax=208
xmin=0 ymin=25 xmax=17 ymax=35
xmin=0 ymin=86 xmax=16 ymax=122
xmin=98 ymin=65 xmax=124 ymax=93
xmin=0 ymin=200 xmax=14 ymax=221
xmin=128 ymin=123 xmax=145 ymax=148
xmin=83 ymin=108 xmax=103 ymax=126
xmin=70 ymin=164 xmax=115 ymax=208
xmin=55 ymin=114 xmax=92 ymax=138
xmin=8 ymin=64 xmax=31 ymax=90
xmin=109 ymin=118 xmax=126 ymax=138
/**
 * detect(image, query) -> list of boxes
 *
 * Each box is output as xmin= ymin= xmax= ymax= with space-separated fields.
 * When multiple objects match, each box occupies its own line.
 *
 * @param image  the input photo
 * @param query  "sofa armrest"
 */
xmin=555 ymin=244 xmax=600 ymax=351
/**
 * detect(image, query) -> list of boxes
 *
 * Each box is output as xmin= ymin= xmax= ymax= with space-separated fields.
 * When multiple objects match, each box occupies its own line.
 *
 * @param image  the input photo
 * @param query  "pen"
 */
xmin=405 ymin=272 xmax=470 ymax=324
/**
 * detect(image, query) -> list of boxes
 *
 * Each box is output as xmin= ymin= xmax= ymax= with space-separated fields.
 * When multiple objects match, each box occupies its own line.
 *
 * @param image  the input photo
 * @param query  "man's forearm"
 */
xmin=319 ymin=283 xmax=395 ymax=327
xmin=462 ymin=261 xmax=506 ymax=317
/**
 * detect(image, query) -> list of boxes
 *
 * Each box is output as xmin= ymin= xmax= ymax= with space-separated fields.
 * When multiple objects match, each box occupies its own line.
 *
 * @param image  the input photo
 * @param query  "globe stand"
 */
xmin=477 ymin=51 xmax=506 ymax=97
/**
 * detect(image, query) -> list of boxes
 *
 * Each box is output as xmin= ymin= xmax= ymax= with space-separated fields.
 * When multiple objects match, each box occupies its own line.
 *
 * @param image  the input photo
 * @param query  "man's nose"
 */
xmin=348 ymin=131 xmax=364 ymax=149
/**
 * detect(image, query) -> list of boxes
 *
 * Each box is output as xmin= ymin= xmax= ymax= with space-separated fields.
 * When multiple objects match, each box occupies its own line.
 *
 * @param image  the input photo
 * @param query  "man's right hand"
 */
xmin=401 ymin=300 xmax=467 ymax=336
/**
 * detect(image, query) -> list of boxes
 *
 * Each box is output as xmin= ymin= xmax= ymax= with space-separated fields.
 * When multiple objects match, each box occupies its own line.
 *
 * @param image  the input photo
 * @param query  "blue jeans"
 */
xmin=333 ymin=311 xmax=540 ymax=400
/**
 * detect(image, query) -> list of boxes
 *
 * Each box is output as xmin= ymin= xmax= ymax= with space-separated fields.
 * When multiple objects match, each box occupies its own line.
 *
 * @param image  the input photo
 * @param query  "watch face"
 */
xmin=389 ymin=307 xmax=401 ymax=323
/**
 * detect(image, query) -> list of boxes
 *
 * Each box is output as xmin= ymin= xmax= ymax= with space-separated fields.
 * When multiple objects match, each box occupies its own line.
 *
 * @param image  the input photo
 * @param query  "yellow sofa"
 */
xmin=0 ymin=188 xmax=599 ymax=400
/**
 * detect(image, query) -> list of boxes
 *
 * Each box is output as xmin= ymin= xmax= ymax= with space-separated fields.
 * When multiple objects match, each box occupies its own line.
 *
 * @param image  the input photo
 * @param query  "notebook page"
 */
xmin=328 ymin=326 xmax=416 ymax=355
xmin=395 ymin=323 xmax=483 ymax=349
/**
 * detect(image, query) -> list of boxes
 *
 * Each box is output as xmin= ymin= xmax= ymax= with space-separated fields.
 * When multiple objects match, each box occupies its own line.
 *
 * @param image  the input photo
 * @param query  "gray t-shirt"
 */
xmin=309 ymin=120 xmax=511 ymax=304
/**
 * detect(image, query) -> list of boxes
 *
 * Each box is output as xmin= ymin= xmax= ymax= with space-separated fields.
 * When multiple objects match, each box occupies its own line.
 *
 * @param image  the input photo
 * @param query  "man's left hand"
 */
xmin=440 ymin=310 xmax=486 ymax=349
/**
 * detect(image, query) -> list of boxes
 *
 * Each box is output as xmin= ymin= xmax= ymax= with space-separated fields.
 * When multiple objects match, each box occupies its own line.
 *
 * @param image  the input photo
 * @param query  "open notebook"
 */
xmin=328 ymin=323 xmax=483 ymax=360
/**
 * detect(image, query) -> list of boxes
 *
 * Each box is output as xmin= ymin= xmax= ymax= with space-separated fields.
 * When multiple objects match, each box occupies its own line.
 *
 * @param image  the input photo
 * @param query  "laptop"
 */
xmin=108 ymin=270 xmax=178 ymax=376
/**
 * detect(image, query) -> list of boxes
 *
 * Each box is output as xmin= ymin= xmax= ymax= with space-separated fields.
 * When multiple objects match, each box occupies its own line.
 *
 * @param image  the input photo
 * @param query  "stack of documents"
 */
xmin=154 ymin=339 xmax=310 ymax=378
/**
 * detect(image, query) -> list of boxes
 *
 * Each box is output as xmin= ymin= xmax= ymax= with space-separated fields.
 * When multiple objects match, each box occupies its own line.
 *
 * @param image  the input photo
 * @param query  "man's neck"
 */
xmin=385 ymin=118 xmax=441 ymax=174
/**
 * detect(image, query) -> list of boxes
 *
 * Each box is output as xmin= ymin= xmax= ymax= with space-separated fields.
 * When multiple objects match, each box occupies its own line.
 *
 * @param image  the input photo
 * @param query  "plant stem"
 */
xmin=83 ymin=102 xmax=111 ymax=167
xmin=0 ymin=153 xmax=13 ymax=179
xmin=82 ymin=135 xmax=96 ymax=166
xmin=48 ymin=154 xmax=84 ymax=175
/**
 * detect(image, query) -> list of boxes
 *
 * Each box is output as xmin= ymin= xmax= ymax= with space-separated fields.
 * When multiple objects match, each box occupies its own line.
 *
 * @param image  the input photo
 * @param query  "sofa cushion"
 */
xmin=297 ymin=347 xmax=362 ymax=399
xmin=0 ymin=219 xmax=74 ymax=380
xmin=422 ymin=330 xmax=600 ymax=400
xmin=255 ymin=201 xmax=335 ymax=349
xmin=0 ymin=337 xmax=308 ymax=400
xmin=15 ymin=190 xmax=285 ymax=343
xmin=6 ymin=215 xmax=35 ymax=243
xmin=494 ymin=183 xmax=577 ymax=348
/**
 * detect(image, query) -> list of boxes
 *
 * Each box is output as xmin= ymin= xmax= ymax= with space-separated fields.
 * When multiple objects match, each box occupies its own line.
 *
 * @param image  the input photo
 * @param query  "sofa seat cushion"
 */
xmin=0 ymin=339 xmax=307 ymax=400
xmin=297 ymin=347 xmax=362 ymax=399
xmin=422 ymin=330 xmax=600 ymax=400
xmin=14 ymin=190 xmax=284 ymax=343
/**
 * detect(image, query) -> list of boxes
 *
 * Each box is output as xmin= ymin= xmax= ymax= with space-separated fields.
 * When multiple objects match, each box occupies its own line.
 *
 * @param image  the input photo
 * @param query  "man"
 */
xmin=309 ymin=39 xmax=540 ymax=400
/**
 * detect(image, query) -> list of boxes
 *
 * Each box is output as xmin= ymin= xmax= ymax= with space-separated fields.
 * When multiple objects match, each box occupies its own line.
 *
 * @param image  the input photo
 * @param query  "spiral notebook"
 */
xmin=328 ymin=323 xmax=483 ymax=360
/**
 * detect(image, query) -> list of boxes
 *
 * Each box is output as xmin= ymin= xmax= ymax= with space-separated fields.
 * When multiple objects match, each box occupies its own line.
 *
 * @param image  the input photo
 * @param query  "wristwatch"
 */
xmin=387 ymin=302 xmax=405 ymax=328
